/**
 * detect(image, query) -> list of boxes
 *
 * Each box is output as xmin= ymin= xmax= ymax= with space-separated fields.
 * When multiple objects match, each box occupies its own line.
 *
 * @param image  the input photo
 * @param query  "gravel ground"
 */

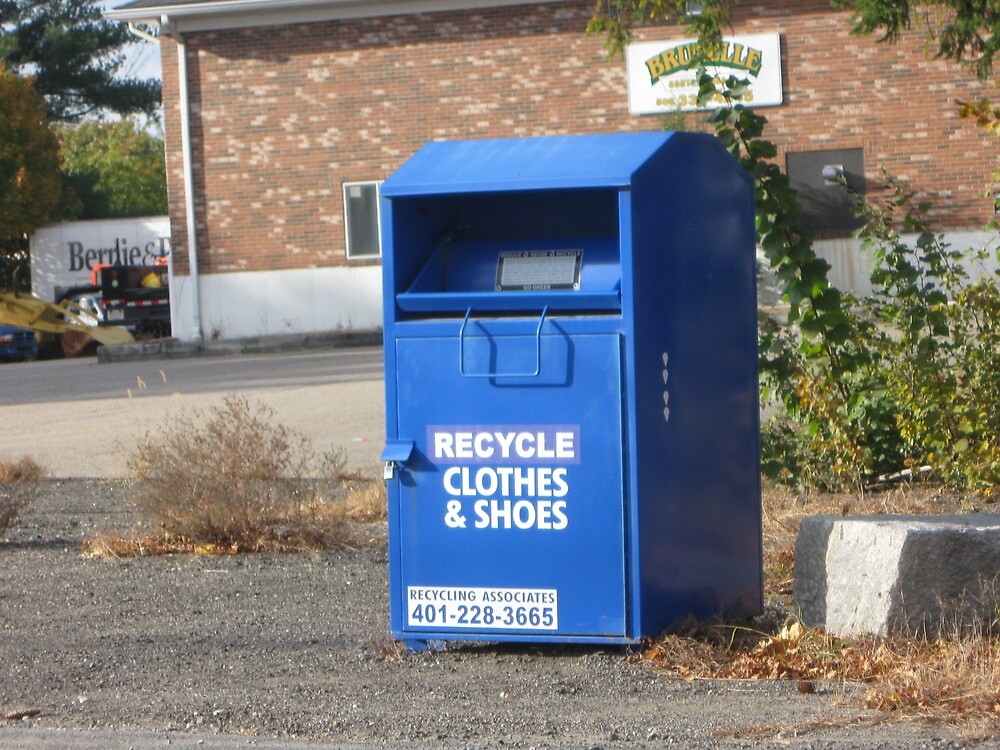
xmin=0 ymin=481 xmax=992 ymax=749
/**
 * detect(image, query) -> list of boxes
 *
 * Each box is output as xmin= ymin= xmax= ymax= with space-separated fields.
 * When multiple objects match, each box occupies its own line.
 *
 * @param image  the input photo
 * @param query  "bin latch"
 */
xmin=380 ymin=440 xmax=415 ymax=480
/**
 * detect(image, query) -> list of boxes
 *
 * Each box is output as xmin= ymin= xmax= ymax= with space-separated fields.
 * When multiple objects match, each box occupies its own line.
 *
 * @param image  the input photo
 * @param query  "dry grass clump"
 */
xmin=0 ymin=456 xmax=47 ymax=535
xmin=641 ymin=618 xmax=903 ymax=683
xmin=80 ymin=485 xmax=387 ymax=557
xmin=338 ymin=474 xmax=388 ymax=523
xmin=0 ymin=456 xmax=46 ymax=483
xmin=863 ymin=632 xmax=1000 ymax=720
xmin=641 ymin=617 xmax=1000 ymax=735
xmin=83 ymin=395 xmax=386 ymax=556
xmin=638 ymin=482 xmax=1000 ymax=736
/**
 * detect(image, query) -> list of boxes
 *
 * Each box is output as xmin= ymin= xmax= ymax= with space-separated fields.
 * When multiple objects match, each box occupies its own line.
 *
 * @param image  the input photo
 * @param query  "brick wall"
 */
xmin=159 ymin=0 xmax=996 ymax=275
xmin=718 ymin=1 xmax=996 ymax=227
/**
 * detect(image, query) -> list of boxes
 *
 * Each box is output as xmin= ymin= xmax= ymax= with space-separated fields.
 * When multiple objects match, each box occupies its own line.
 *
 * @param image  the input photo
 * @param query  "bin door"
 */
xmin=393 ymin=330 xmax=626 ymax=639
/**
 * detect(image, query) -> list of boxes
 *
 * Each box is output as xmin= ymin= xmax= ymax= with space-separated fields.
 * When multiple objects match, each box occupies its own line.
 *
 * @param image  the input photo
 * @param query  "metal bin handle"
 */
xmin=459 ymin=306 xmax=548 ymax=378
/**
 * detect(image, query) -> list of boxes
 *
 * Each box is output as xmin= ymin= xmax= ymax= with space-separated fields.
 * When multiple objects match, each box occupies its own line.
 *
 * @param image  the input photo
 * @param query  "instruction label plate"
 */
xmin=496 ymin=250 xmax=582 ymax=291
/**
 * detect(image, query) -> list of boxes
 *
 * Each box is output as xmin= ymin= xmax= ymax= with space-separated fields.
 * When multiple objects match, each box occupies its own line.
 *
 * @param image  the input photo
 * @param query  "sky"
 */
xmin=99 ymin=0 xmax=163 ymax=83
xmin=120 ymin=36 xmax=162 ymax=83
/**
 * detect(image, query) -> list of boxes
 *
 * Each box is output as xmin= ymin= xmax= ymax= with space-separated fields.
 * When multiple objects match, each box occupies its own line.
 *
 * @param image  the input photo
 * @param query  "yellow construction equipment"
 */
xmin=0 ymin=290 xmax=135 ymax=348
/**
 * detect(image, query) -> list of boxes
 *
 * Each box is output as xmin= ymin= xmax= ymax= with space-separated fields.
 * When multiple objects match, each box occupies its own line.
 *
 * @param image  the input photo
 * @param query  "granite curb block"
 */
xmin=96 ymin=328 xmax=383 ymax=363
xmin=795 ymin=514 xmax=1000 ymax=638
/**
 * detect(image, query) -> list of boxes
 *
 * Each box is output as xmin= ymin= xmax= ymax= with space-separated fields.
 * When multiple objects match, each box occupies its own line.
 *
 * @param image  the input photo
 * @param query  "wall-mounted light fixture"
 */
xmin=685 ymin=1 xmax=705 ymax=16
xmin=821 ymin=164 xmax=844 ymax=185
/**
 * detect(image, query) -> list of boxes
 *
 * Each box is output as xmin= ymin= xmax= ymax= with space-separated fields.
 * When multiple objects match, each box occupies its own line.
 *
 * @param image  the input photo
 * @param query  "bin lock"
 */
xmin=380 ymin=440 xmax=415 ymax=480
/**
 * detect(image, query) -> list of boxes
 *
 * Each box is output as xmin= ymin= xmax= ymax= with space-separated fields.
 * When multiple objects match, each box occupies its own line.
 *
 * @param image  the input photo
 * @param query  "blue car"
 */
xmin=0 ymin=325 xmax=38 ymax=362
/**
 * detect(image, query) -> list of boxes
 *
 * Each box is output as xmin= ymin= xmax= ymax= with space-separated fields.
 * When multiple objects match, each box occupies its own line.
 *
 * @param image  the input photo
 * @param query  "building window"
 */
xmin=343 ymin=181 xmax=382 ymax=259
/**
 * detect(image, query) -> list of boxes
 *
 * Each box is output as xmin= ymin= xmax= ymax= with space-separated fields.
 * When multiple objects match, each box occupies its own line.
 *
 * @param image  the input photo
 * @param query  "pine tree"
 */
xmin=0 ymin=0 xmax=161 ymax=121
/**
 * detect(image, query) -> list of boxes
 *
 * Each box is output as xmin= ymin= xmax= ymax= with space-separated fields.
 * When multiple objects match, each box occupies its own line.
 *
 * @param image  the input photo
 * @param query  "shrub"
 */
xmin=760 ymin=178 xmax=1000 ymax=493
xmin=125 ymin=395 xmax=356 ymax=551
xmin=858 ymin=183 xmax=1000 ymax=492
xmin=0 ymin=456 xmax=47 ymax=535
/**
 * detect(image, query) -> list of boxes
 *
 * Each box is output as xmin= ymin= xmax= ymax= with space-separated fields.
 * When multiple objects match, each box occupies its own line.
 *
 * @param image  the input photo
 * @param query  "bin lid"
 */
xmin=381 ymin=132 xmax=679 ymax=196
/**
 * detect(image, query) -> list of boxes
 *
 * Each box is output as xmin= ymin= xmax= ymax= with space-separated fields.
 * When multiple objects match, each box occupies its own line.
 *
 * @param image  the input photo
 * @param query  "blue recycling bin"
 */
xmin=380 ymin=132 xmax=761 ymax=646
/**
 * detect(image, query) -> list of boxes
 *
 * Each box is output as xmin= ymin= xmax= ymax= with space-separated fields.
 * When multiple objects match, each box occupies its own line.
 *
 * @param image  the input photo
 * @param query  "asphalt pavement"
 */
xmin=0 ymin=337 xmax=386 ymax=479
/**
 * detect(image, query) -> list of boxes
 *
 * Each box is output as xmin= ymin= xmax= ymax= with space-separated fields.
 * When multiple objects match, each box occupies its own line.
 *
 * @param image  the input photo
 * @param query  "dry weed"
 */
xmin=862 ymin=632 xmax=1000 ymax=720
xmin=0 ymin=456 xmax=47 ymax=535
xmin=364 ymin=636 xmax=409 ymax=660
xmin=0 ymin=456 xmax=46 ymax=482
xmin=338 ymin=476 xmax=388 ymax=522
xmin=641 ymin=618 xmax=1000 ymax=732
xmin=81 ymin=489 xmax=386 ymax=558
xmin=113 ymin=395 xmax=384 ymax=553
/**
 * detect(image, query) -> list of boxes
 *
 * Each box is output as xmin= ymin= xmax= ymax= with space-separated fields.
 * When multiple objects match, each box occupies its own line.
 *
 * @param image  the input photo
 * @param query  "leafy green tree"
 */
xmin=0 ymin=0 xmax=160 ymax=121
xmin=59 ymin=119 xmax=167 ymax=219
xmin=0 ymin=65 xmax=62 ymax=289
xmin=836 ymin=0 xmax=1000 ymax=81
